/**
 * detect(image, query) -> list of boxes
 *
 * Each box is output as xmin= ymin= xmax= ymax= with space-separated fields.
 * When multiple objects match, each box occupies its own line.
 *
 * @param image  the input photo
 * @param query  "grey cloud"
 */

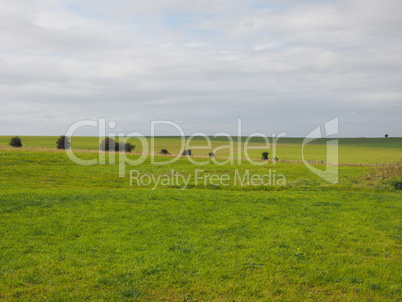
xmin=0 ymin=0 xmax=401 ymax=137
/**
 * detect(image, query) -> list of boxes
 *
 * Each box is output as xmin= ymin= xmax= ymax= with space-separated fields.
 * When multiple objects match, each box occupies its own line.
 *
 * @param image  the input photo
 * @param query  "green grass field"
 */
xmin=1 ymin=136 xmax=401 ymax=164
xmin=0 ymin=137 xmax=401 ymax=301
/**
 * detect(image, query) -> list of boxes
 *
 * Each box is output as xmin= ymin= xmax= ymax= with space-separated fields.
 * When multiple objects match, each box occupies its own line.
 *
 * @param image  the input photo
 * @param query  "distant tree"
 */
xmin=261 ymin=152 xmax=269 ymax=160
xmin=99 ymin=137 xmax=116 ymax=151
xmin=9 ymin=136 xmax=22 ymax=148
xmin=160 ymin=149 xmax=170 ymax=155
xmin=114 ymin=141 xmax=122 ymax=152
xmin=385 ymin=134 xmax=389 ymax=138
xmin=56 ymin=135 xmax=71 ymax=149
xmin=100 ymin=138 xmax=135 ymax=152
xmin=116 ymin=142 xmax=135 ymax=152
xmin=124 ymin=143 xmax=135 ymax=153
xmin=182 ymin=149 xmax=192 ymax=156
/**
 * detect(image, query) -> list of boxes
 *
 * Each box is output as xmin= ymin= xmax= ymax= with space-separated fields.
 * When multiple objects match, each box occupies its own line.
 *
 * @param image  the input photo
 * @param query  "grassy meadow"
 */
xmin=0 ymin=135 xmax=401 ymax=164
xmin=0 ymin=136 xmax=401 ymax=301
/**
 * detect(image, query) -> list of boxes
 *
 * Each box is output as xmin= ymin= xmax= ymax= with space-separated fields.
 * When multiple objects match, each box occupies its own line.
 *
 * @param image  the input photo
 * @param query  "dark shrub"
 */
xmin=182 ymin=149 xmax=191 ymax=156
xmin=385 ymin=134 xmax=389 ymax=138
xmin=9 ymin=136 xmax=22 ymax=148
xmin=125 ymin=143 xmax=135 ymax=153
xmin=56 ymin=135 xmax=71 ymax=149
xmin=100 ymin=138 xmax=135 ymax=153
xmin=160 ymin=149 xmax=170 ymax=155
xmin=261 ymin=152 xmax=269 ymax=160
xmin=99 ymin=137 xmax=116 ymax=151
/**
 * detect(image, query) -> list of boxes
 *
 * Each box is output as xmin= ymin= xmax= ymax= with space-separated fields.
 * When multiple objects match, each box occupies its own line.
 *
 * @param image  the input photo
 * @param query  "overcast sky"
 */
xmin=1 ymin=0 xmax=401 ymax=137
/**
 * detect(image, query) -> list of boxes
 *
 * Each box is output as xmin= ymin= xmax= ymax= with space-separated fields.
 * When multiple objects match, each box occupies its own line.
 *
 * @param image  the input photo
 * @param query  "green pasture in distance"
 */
xmin=0 ymin=136 xmax=401 ymax=164
xmin=0 ymin=148 xmax=367 ymax=191
xmin=0 ymin=148 xmax=398 ymax=192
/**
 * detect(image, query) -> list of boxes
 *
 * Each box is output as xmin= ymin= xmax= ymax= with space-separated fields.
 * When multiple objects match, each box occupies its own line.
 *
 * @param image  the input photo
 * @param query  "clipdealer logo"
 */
xmin=63 ymin=117 xmax=339 ymax=185
xmin=129 ymin=169 xmax=286 ymax=190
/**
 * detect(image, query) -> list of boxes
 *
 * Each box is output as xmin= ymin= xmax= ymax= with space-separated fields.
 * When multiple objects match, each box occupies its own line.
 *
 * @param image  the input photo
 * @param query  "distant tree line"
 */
xmin=7 ymin=137 xmax=276 ymax=161
xmin=8 ymin=135 xmax=136 ymax=153
xmin=99 ymin=137 xmax=135 ymax=153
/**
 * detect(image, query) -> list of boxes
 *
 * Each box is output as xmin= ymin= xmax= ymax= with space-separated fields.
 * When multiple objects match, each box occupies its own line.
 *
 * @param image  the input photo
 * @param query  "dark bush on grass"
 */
xmin=182 ymin=149 xmax=191 ymax=156
xmin=261 ymin=152 xmax=269 ymax=160
xmin=99 ymin=137 xmax=116 ymax=151
xmin=100 ymin=138 xmax=135 ymax=152
xmin=56 ymin=135 xmax=71 ymax=149
xmin=160 ymin=149 xmax=170 ymax=155
xmin=9 ymin=136 xmax=22 ymax=148
xmin=124 ymin=143 xmax=135 ymax=153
